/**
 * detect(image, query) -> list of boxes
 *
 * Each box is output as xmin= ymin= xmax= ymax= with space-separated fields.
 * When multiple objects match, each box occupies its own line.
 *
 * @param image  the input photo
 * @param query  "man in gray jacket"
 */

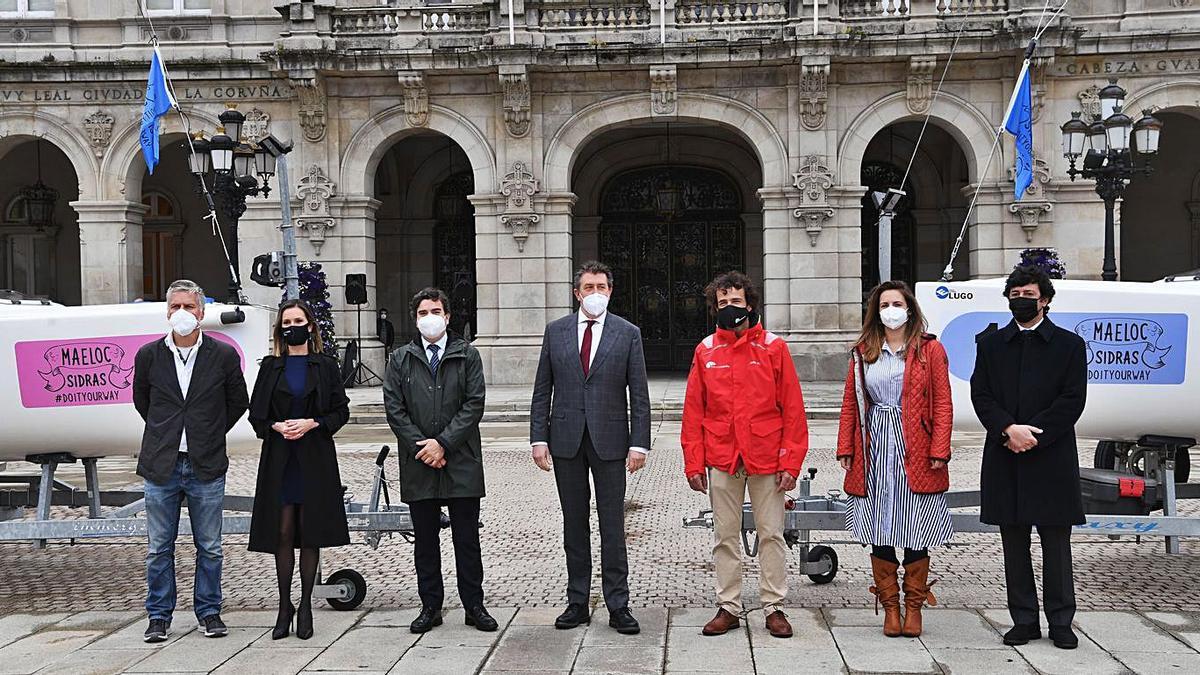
xmin=529 ymin=260 xmax=652 ymax=635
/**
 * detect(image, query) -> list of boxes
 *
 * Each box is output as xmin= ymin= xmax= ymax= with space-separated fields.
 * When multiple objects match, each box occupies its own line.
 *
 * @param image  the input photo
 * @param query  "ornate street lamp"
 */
xmin=19 ymin=138 xmax=58 ymax=231
xmin=1061 ymin=78 xmax=1162 ymax=282
xmin=189 ymin=104 xmax=281 ymax=302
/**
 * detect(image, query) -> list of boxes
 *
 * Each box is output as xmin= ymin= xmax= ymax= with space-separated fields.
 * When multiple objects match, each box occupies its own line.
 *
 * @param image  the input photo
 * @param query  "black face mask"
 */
xmin=716 ymin=305 xmax=759 ymax=331
xmin=1009 ymin=297 xmax=1040 ymax=324
xmin=281 ymin=324 xmax=311 ymax=347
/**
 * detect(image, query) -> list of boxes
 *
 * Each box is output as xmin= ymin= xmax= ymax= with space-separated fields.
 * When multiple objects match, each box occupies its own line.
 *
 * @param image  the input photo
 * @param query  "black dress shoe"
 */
xmin=608 ymin=607 xmax=640 ymax=635
xmin=1049 ymin=625 xmax=1079 ymax=650
xmin=272 ymin=602 xmax=295 ymax=640
xmin=555 ymin=603 xmax=591 ymax=629
xmin=410 ymin=607 xmax=443 ymax=634
xmin=295 ymin=603 xmax=313 ymax=641
xmin=1002 ymin=623 xmax=1042 ymax=646
xmin=465 ymin=605 xmax=499 ymax=632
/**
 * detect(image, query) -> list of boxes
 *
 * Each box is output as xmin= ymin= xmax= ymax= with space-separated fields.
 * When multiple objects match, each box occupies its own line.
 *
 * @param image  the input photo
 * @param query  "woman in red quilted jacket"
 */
xmin=837 ymin=281 xmax=953 ymax=639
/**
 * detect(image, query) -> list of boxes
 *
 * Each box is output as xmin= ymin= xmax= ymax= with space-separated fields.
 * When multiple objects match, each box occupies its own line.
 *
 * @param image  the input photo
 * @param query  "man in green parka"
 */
xmin=383 ymin=287 xmax=495 ymax=634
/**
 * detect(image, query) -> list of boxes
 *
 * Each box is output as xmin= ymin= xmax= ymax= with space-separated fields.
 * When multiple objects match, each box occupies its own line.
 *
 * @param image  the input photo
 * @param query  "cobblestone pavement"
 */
xmin=2 ymin=606 xmax=1200 ymax=674
xmin=2 ymin=413 xmax=1199 ymax=616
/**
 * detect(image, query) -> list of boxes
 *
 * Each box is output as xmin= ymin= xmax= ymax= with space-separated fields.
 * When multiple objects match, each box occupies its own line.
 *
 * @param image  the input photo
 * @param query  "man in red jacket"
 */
xmin=682 ymin=271 xmax=808 ymax=639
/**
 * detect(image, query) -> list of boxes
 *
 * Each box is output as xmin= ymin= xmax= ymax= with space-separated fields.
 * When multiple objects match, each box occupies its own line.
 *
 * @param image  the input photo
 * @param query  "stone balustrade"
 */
xmin=675 ymin=2 xmax=789 ymax=26
xmin=539 ymin=3 xmax=652 ymax=30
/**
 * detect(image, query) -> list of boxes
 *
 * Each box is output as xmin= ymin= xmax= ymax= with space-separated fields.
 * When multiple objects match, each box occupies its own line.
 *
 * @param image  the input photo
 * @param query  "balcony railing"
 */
xmin=675 ymin=2 xmax=789 ymax=26
xmin=840 ymin=0 xmax=1007 ymax=19
xmin=331 ymin=4 xmax=492 ymax=37
xmin=539 ymin=3 xmax=652 ymax=30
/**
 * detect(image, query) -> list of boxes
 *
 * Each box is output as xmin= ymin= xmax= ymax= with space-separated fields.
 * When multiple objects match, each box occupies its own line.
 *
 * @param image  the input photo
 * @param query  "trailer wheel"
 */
xmin=1174 ymin=447 xmax=1192 ymax=483
xmin=1094 ymin=441 xmax=1122 ymax=470
xmin=325 ymin=569 xmax=367 ymax=610
xmin=807 ymin=545 xmax=838 ymax=585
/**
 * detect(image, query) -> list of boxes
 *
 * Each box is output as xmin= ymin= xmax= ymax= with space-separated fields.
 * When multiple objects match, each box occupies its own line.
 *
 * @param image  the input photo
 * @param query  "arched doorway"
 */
xmin=0 ymin=138 xmax=80 ymax=304
xmin=571 ymin=122 xmax=761 ymax=371
xmin=374 ymin=132 xmax=476 ymax=342
xmin=1120 ymin=110 xmax=1200 ymax=280
xmin=860 ymin=121 xmax=970 ymax=298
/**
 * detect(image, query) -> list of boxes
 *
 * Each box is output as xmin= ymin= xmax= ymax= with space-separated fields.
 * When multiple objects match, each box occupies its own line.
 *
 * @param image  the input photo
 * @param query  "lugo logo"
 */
xmin=935 ymin=285 xmax=974 ymax=300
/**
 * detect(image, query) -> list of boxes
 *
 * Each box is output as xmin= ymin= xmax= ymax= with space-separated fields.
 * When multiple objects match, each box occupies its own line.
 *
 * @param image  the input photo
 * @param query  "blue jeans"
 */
xmin=144 ymin=454 xmax=225 ymax=622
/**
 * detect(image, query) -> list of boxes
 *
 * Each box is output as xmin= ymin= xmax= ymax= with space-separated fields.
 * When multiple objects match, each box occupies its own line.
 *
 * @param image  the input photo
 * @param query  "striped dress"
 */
xmin=846 ymin=343 xmax=954 ymax=549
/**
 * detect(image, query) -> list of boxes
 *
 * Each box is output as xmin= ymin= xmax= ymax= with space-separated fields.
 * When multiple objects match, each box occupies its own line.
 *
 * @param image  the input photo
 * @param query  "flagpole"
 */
xmin=813 ymin=0 xmax=818 ymax=36
xmin=1001 ymin=58 xmax=1031 ymax=130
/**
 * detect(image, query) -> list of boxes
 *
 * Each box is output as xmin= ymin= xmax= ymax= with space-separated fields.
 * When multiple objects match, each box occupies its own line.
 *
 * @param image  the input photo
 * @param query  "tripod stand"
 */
xmin=345 ymin=301 xmax=382 ymax=388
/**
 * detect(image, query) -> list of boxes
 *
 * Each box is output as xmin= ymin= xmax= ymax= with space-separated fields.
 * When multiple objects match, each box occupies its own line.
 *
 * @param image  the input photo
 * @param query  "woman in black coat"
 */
xmin=248 ymin=300 xmax=350 ymax=641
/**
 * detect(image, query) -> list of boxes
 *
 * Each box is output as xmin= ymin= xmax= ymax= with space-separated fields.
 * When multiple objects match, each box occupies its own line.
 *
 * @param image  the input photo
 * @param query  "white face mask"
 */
xmin=417 ymin=313 xmax=447 ymax=341
xmin=169 ymin=309 xmax=200 ymax=337
xmin=879 ymin=306 xmax=909 ymax=330
xmin=580 ymin=292 xmax=609 ymax=317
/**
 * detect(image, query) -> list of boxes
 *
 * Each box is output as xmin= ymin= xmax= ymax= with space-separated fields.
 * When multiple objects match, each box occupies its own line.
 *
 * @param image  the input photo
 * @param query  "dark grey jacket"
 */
xmin=132 ymin=335 xmax=249 ymax=484
xmin=383 ymin=335 xmax=486 ymax=503
xmin=529 ymin=312 xmax=652 ymax=461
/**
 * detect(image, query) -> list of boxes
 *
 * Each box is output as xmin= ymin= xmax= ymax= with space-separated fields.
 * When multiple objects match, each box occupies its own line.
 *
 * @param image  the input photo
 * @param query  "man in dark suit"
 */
xmin=132 ymin=280 xmax=249 ymax=643
xmin=529 ymin=260 xmax=651 ymax=635
xmin=970 ymin=265 xmax=1087 ymax=650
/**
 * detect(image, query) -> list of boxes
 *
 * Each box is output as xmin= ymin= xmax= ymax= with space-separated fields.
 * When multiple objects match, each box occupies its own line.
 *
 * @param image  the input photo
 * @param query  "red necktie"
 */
xmin=580 ymin=320 xmax=596 ymax=377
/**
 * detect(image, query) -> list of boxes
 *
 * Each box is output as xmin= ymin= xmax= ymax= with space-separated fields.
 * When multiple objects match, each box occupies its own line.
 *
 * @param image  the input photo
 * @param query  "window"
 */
xmin=145 ymin=0 xmax=211 ymax=15
xmin=0 ymin=0 xmax=54 ymax=17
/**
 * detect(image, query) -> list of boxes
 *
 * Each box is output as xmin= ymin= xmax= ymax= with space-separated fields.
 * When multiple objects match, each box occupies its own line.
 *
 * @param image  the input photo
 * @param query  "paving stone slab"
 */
xmin=667 ymin=608 xmax=721 ymax=628
xmin=664 ymin=625 xmax=752 ymax=672
xmin=250 ymin=609 xmax=364 ymax=648
xmin=483 ymin=625 xmax=584 ymax=671
xmin=1076 ymin=611 xmax=1195 ymax=654
xmin=824 ymin=608 xmax=885 ymax=628
xmin=918 ymin=608 xmax=1009 ymax=650
xmin=83 ymin=611 xmax=196 ymax=650
xmin=415 ymin=608 xmax=516 ymax=647
xmin=582 ymin=608 xmax=666 ymax=647
xmin=511 ymin=607 xmax=585 ymax=627
xmin=51 ymin=611 xmax=139 ymax=633
xmin=359 ymin=608 xmax=421 ymax=627
xmin=304 ymin=626 xmax=418 ymax=672
xmin=572 ymin=645 xmax=664 ymax=674
xmin=0 ymin=629 xmax=105 ymax=675
xmin=1013 ymin=636 xmax=1130 ymax=675
xmin=0 ymin=614 xmax=68 ymax=651
xmin=210 ymin=646 xmax=322 ymax=675
xmin=125 ymin=627 xmax=267 ymax=673
xmin=1111 ymin=651 xmax=1200 ymax=674
xmin=752 ymin=646 xmax=848 ymax=674
xmin=217 ymin=610 xmax=280 ymax=628
xmin=747 ymin=608 xmax=837 ymax=649
xmin=1142 ymin=611 xmax=1200 ymax=651
xmin=929 ymin=647 xmax=1036 ymax=674
xmin=388 ymin=645 xmax=491 ymax=675
xmin=30 ymin=647 xmax=153 ymax=675
xmin=831 ymin=626 xmax=941 ymax=674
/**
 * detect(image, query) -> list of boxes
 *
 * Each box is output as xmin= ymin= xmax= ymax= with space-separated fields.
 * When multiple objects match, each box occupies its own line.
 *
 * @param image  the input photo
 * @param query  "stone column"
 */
xmin=330 ymin=195 xmax=385 ymax=375
xmin=72 ymin=200 xmax=147 ymax=305
xmin=469 ymin=190 xmax=573 ymax=385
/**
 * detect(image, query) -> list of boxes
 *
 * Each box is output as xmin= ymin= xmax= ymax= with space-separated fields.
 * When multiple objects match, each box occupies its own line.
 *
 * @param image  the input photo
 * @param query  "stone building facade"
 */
xmin=2 ymin=0 xmax=1199 ymax=383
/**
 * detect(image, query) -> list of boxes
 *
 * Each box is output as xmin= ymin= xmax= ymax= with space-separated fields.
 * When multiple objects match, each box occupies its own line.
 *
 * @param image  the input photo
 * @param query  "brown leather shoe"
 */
xmin=870 ymin=555 xmax=903 ymax=638
xmin=701 ymin=608 xmax=740 ymax=636
xmin=765 ymin=610 xmax=793 ymax=638
xmin=901 ymin=556 xmax=937 ymax=638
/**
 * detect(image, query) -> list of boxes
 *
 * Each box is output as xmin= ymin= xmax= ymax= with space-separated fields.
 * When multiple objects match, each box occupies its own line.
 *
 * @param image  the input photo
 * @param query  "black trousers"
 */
xmin=409 ymin=497 xmax=484 ymax=610
xmin=1000 ymin=524 xmax=1076 ymax=628
xmin=553 ymin=429 xmax=629 ymax=610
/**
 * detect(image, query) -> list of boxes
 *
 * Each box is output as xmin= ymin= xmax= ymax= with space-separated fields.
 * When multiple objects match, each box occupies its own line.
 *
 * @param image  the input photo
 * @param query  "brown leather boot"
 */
xmin=765 ymin=610 xmax=793 ymax=638
xmin=869 ymin=555 xmax=903 ymax=638
xmin=901 ymin=556 xmax=938 ymax=638
xmin=701 ymin=608 xmax=740 ymax=636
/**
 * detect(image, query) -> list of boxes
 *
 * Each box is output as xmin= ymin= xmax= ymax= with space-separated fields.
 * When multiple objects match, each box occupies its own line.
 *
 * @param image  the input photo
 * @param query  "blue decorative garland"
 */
xmin=1017 ymin=247 xmax=1067 ymax=279
xmin=283 ymin=262 xmax=338 ymax=356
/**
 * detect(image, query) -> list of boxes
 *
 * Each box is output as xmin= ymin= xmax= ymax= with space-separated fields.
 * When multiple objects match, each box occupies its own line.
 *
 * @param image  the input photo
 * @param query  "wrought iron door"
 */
xmin=434 ymin=171 xmax=477 ymax=339
xmin=599 ymin=166 xmax=743 ymax=370
xmin=860 ymin=161 xmax=917 ymax=301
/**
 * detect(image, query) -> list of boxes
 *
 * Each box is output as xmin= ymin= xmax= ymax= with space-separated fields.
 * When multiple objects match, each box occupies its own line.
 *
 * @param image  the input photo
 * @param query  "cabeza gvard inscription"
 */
xmin=0 ymin=82 xmax=293 ymax=104
xmin=1055 ymin=55 xmax=1200 ymax=77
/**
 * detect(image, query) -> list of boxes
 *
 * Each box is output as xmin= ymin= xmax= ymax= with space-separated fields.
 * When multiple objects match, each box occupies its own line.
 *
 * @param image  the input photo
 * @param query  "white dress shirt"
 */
xmin=1019 ymin=317 xmax=1044 ymax=332
xmin=423 ymin=332 xmax=449 ymax=365
xmin=530 ymin=311 xmax=647 ymax=456
xmin=165 ymin=330 xmax=202 ymax=453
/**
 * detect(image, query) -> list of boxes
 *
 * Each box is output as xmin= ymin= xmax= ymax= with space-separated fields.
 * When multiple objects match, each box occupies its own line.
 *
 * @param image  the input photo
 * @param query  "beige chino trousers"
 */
xmin=709 ymin=463 xmax=788 ymax=614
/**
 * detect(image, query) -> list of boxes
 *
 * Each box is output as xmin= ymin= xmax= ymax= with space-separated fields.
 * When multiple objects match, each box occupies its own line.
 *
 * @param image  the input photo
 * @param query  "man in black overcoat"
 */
xmin=971 ymin=265 xmax=1087 ymax=650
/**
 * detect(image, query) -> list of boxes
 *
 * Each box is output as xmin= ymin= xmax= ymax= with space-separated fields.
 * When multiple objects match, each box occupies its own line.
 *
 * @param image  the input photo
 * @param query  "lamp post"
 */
xmin=188 ymin=104 xmax=282 ymax=302
xmin=1061 ymin=78 xmax=1163 ymax=281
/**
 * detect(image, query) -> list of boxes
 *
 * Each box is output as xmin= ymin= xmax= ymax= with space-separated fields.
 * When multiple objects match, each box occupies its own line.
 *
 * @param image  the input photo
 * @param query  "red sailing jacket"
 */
xmin=681 ymin=324 xmax=808 ymax=478
xmin=836 ymin=335 xmax=954 ymax=496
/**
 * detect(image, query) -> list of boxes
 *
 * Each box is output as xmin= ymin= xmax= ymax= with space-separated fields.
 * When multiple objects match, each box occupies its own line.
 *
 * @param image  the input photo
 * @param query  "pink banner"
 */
xmin=15 ymin=332 xmax=246 ymax=409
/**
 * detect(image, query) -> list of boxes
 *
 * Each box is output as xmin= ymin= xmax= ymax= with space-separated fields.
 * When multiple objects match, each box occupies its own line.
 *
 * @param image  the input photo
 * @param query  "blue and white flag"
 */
xmin=1003 ymin=61 xmax=1034 ymax=200
xmin=140 ymin=47 xmax=176 ymax=175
